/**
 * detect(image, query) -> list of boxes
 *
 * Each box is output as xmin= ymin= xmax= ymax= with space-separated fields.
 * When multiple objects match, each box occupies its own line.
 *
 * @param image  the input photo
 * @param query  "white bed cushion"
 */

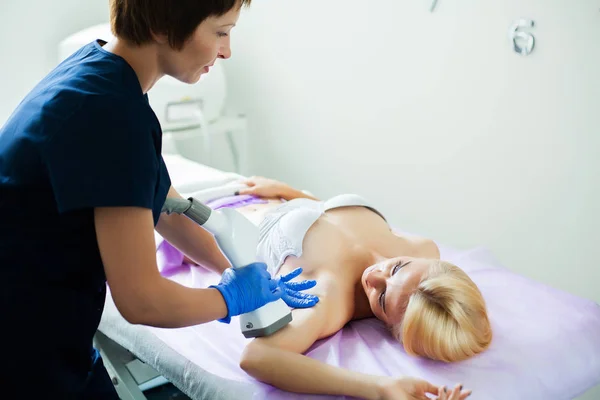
xmin=163 ymin=154 xmax=243 ymax=196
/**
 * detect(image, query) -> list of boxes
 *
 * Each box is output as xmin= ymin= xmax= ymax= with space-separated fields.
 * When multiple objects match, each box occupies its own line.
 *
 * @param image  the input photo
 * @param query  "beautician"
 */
xmin=0 ymin=1 xmax=318 ymax=398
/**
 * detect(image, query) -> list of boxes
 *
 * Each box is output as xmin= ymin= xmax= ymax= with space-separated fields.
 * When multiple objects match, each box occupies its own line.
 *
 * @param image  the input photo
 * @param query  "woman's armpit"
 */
xmin=249 ymin=286 xmax=350 ymax=355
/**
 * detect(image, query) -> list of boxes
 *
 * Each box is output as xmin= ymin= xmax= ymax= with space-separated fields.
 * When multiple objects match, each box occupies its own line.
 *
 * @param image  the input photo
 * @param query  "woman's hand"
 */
xmin=434 ymin=384 xmax=472 ymax=400
xmin=274 ymin=267 xmax=319 ymax=308
xmin=377 ymin=377 xmax=471 ymax=400
xmin=236 ymin=176 xmax=291 ymax=199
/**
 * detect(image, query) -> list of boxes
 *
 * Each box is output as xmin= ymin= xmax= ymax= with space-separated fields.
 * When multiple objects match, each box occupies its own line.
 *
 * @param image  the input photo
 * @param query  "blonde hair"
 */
xmin=391 ymin=260 xmax=492 ymax=362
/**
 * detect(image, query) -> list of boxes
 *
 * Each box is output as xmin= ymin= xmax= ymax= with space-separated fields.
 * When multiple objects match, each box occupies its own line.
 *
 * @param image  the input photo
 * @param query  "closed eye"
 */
xmin=380 ymin=262 xmax=406 ymax=314
xmin=379 ymin=291 xmax=386 ymax=313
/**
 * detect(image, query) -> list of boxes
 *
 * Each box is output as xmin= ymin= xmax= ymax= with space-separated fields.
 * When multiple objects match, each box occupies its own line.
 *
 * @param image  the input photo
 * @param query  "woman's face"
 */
xmin=361 ymin=256 xmax=432 ymax=325
xmin=159 ymin=6 xmax=241 ymax=83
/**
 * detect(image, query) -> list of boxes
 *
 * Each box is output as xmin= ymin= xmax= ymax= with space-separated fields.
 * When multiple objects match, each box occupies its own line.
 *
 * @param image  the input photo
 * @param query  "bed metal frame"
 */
xmin=96 ymin=291 xmax=255 ymax=400
xmin=94 ymin=331 xmax=168 ymax=400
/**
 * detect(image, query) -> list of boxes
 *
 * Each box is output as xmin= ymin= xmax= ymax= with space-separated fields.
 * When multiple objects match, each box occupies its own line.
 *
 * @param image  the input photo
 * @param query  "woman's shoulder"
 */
xmin=391 ymin=230 xmax=441 ymax=259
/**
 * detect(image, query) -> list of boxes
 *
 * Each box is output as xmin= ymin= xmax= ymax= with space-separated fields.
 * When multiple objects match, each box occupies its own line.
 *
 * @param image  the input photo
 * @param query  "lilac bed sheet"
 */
xmin=205 ymin=194 xmax=269 ymax=210
xmin=151 ymin=213 xmax=600 ymax=400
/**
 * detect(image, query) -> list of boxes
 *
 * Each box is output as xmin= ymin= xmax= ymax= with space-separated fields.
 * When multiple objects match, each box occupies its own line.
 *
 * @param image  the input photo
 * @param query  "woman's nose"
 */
xmin=219 ymin=42 xmax=232 ymax=59
xmin=366 ymin=269 xmax=386 ymax=289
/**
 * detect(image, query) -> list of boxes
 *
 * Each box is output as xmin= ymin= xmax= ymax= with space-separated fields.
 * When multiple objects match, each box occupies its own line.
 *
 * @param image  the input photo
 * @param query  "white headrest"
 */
xmin=58 ymin=24 xmax=114 ymax=62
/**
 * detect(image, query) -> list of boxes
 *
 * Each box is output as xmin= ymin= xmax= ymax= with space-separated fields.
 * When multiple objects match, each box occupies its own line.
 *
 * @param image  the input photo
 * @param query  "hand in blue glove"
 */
xmin=210 ymin=262 xmax=283 ymax=324
xmin=272 ymin=267 xmax=319 ymax=309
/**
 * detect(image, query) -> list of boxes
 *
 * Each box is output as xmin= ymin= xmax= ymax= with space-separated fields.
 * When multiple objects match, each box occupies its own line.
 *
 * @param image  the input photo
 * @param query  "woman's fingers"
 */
xmin=420 ymin=381 xmax=440 ymax=395
xmin=437 ymin=386 xmax=447 ymax=400
xmin=285 ymin=279 xmax=317 ymax=291
xmin=236 ymin=186 xmax=254 ymax=195
xmin=234 ymin=177 xmax=257 ymax=195
xmin=241 ymin=178 xmax=257 ymax=187
xmin=284 ymin=288 xmax=315 ymax=299
xmin=279 ymin=267 xmax=303 ymax=282
xmin=431 ymin=383 xmax=470 ymax=400
xmin=449 ymin=384 xmax=461 ymax=399
xmin=448 ymin=383 xmax=471 ymax=400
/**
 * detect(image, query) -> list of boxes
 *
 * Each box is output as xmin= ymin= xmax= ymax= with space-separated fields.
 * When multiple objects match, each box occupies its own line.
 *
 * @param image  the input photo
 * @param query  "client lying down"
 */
xmin=200 ymin=177 xmax=492 ymax=399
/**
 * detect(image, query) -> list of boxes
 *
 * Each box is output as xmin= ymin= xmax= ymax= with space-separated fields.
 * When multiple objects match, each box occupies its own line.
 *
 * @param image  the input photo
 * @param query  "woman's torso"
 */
xmin=240 ymin=195 xmax=438 ymax=276
xmin=237 ymin=195 xmax=439 ymax=330
xmin=0 ymin=40 xmax=170 ymax=394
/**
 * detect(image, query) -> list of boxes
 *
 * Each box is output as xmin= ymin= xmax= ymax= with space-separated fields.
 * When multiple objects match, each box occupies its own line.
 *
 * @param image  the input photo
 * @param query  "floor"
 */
xmin=144 ymin=383 xmax=191 ymax=400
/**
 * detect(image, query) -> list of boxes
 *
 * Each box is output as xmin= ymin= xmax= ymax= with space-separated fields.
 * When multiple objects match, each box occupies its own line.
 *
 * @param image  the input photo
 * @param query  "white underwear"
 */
xmin=257 ymin=194 xmax=387 ymax=275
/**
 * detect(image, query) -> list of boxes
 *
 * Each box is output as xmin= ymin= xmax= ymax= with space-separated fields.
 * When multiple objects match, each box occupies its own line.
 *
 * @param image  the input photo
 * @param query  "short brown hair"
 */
xmin=109 ymin=0 xmax=251 ymax=50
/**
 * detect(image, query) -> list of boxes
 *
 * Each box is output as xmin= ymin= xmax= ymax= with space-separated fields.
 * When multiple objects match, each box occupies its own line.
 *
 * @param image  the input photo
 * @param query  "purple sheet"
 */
xmin=205 ymin=194 xmax=269 ymax=210
xmin=152 ymin=212 xmax=600 ymax=399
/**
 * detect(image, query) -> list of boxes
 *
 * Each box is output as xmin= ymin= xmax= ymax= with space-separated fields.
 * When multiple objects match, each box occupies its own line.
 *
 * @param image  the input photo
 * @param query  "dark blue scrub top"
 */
xmin=0 ymin=40 xmax=171 ymax=397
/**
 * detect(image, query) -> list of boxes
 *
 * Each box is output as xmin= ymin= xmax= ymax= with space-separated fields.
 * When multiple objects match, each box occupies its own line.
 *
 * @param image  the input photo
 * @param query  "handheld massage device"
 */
xmin=161 ymin=197 xmax=292 ymax=338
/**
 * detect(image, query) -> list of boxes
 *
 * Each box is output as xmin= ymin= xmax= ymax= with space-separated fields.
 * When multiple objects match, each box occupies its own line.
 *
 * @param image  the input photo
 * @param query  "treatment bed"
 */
xmin=96 ymin=154 xmax=600 ymax=400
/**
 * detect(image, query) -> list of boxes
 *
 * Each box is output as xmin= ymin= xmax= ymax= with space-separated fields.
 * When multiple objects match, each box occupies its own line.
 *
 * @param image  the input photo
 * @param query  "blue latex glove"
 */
xmin=210 ymin=262 xmax=283 ymax=324
xmin=272 ymin=267 xmax=319 ymax=309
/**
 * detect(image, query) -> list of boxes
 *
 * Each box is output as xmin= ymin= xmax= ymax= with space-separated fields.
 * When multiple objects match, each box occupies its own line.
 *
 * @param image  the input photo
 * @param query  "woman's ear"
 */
xmin=151 ymin=31 xmax=169 ymax=45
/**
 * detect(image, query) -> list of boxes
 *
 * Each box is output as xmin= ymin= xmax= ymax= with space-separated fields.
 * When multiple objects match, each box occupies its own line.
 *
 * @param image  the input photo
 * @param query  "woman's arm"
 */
xmin=241 ymin=306 xmax=380 ymax=399
xmin=95 ymin=206 xmax=228 ymax=326
xmin=96 ymin=205 xmax=290 ymax=328
xmin=240 ymin=300 xmax=466 ymax=400
xmin=239 ymin=278 xmax=436 ymax=400
xmin=155 ymin=186 xmax=231 ymax=274
xmin=237 ymin=176 xmax=319 ymax=201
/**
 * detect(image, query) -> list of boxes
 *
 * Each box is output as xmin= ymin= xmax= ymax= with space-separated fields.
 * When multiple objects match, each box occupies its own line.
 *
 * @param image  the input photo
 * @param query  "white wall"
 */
xmin=223 ymin=0 xmax=599 ymax=306
xmin=0 ymin=0 xmax=108 ymax=124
